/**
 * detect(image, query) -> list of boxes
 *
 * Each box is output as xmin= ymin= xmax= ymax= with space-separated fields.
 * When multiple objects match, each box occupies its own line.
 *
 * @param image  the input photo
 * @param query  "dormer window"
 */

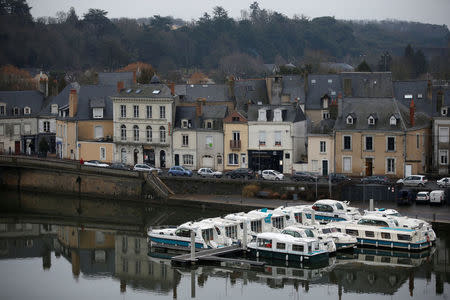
xmin=232 ymin=116 xmax=240 ymax=122
xmin=24 ymin=107 xmax=31 ymax=115
xmin=51 ymin=104 xmax=58 ymax=114
xmin=389 ymin=116 xmax=397 ymax=126
xmin=206 ymin=121 xmax=212 ymax=129
xmin=311 ymin=79 xmax=316 ymax=84
xmin=182 ymin=119 xmax=188 ymax=128
xmin=13 ymin=107 xmax=19 ymax=116
xmin=93 ymin=108 xmax=103 ymax=119
xmin=442 ymin=107 xmax=448 ymax=116
xmin=417 ymin=94 xmax=423 ymax=99
xmin=258 ymin=109 xmax=267 ymax=121
xmin=368 ymin=116 xmax=375 ymax=125
xmin=273 ymin=109 xmax=282 ymax=122
xmin=328 ymin=79 xmax=332 ymax=83
xmin=0 ymin=105 xmax=5 ymax=115
xmin=404 ymin=94 xmax=413 ymax=99
xmin=323 ymin=98 xmax=328 ymax=109
xmin=346 ymin=116 xmax=353 ymax=125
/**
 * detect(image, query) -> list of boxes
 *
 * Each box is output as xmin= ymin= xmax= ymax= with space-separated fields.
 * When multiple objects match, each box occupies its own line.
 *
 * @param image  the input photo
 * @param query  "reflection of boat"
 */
xmin=247 ymin=232 xmax=329 ymax=263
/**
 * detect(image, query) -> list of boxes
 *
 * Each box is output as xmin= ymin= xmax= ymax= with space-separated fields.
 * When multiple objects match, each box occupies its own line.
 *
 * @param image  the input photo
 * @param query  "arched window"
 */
xmin=159 ymin=126 xmax=166 ymax=143
xmin=120 ymin=125 xmax=126 ymax=140
xmin=133 ymin=125 xmax=139 ymax=141
xmin=146 ymin=126 xmax=152 ymax=142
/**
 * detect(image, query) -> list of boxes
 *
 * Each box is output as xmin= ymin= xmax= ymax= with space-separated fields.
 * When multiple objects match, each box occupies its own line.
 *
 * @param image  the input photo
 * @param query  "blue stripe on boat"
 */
xmin=380 ymin=227 xmax=414 ymax=232
xmin=305 ymin=213 xmax=346 ymax=222
xmin=150 ymin=237 xmax=205 ymax=248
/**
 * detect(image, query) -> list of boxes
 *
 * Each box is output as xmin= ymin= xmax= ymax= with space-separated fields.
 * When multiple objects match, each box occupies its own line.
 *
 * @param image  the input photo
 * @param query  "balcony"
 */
xmin=230 ymin=140 xmax=241 ymax=150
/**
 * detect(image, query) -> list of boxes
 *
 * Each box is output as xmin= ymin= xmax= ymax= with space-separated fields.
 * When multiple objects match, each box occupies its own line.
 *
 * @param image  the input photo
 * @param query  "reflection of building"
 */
xmin=116 ymin=235 xmax=180 ymax=293
xmin=57 ymin=226 xmax=115 ymax=277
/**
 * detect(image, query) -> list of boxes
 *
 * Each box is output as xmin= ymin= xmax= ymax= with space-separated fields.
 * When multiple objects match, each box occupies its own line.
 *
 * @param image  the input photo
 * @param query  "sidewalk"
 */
xmin=170 ymin=194 xmax=450 ymax=224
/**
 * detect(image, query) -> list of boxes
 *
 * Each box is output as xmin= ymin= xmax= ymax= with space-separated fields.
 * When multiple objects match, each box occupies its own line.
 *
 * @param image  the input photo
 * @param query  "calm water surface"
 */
xmin=0 ymin=190 xmax=449 ymax=299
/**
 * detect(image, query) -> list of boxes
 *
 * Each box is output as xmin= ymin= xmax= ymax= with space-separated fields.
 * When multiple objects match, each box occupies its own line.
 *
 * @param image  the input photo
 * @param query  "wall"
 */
xmin=223 ymin=122 xmax=248 ymax=170
xmin=0 ymin=117 xmax=38 ymax=154
xmin=78 ymin=120 xmax=113 ymax=140
xmin=433 ymin=118 xmax=450 ymax=174
xmin=79 ymin=141 xmax=114 ymax=163
xmin=305 ymin=110 xmax=323 ymax=124
xmin=172 ymin=128 xmax=197 ymax=169
xmin=196 ymin=130 xmax=224 ymax=171
xmin=56 ymin=120 xmax=77 ymax=159
xmin=405 ymin=128 xmax=430 ymax=175
xmin=308 ymin=135 xmax=335 ymax=175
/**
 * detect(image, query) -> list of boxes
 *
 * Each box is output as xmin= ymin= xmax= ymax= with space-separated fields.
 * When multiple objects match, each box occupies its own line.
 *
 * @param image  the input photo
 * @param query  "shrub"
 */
xmin=242 ymin=184 xmax=260 ymax=198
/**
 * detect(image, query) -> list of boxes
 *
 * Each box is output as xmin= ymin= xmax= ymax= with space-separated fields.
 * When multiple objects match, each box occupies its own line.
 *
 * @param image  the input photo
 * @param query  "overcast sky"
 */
xmin=28 ymin=0 xmax=450 ymax=28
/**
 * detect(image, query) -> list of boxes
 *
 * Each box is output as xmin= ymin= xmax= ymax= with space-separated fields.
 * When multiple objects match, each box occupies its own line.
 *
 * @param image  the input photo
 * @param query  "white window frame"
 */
xmin=368 ymin=116 xmax=375 ymax=125
xmin=133 ymin=125 xmax=139 ymax=141
xmin=51 ymin=104 xmax=58 ymax=114
xmin=205 ymin=135 xmax=213 ymax=148
xmin=320 ymin=141 xmax=326 ymax=153
xmin=389 ymin=116 xmax=397 ymax=126
xmin=311 ymin=160 xmax=318 ymax=172
xmin=94 ymin=125 xmax=103 ymax=139
xmin=259 ymin=131 xmax=266 ymax=146
xmin=93 ymin=108 xmax=103 ymax=119
xmin=24 ymin=123 xmax=31 ymax=134
xmin=120 ymin=125 xmax=126 ymax=141
xmin=342 ymin=156 xmax=352 ymax=173
xmin=43 ymin=121 xmax=50 ymax=133
xmin=146 ymin=126 xmax=152 ymax=142
xmin=100 ymin=147 xmax=106 ymax=161
xmin=228 ymin=153 xmax=239 ymax=165
xmin=386 ymin=157 xmax=395 ymax=174
xmin=386 ymin=136 xmax=396 ymax=152
xmin=133 ymin=105 xmax=139 ymax=118
xmin=346 ymin=116 xmax=353 ymax=125
xmin=439 ymin=150 xmax=448 ymax=165
xmin=160 ymin=126 xmax=166 ymax=143
xmin=146 ymin=105 xmax=152 ymax=118
xmin=0 ymin=105 xmax=6 ymax=116
xmin=274 ymin=131 xmax=281 ymax=146
xmin=159 ymin=106 xmax=166 ymax=119
xmin=258 ymin=109 xmax=267 ymax=121
xmin=365 ymin=136 xmax=373 ymax=151
xmin=120 ymin=105 xmax=126 ymax=118
xmin=439 ymin=127 xmax=449 ymax=143
xmin=343 ymin=135 xmax=352 ymax=151
xmin=273 ymin=109 xmax=282 ymax=122
xmin=183 ymin=154 xmax=193 ymax=165
xmin=24 ymin=106 xmax=31 ymax=115
xmin=182 ymin=134 xmax=189 ymax=147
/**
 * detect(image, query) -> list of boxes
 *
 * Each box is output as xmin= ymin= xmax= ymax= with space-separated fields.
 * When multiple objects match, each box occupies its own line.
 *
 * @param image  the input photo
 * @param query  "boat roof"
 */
xmin=315 ymin=199 xmax=347 ymax=207
xmin=257 ymin=232 xmax=317 ymax=243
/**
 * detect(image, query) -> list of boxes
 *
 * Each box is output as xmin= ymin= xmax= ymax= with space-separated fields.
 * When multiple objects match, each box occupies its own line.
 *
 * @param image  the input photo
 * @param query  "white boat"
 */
xmin=333 ymin=214 xmax=434 ymax=251
xmin=281 ymin=225 xmax=337 ymax=253
xmin=247 ymin=232 xmax=329 ymax=263
xmin=148 ymin=217 xmax=237 ymax=249
xmin=275 ymin=199 xmax=361 ymax=224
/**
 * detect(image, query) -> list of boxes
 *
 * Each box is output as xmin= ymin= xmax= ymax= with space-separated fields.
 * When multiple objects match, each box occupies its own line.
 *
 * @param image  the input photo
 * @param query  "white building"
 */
xmin=172 ymin=106 xmax=198 ymax=169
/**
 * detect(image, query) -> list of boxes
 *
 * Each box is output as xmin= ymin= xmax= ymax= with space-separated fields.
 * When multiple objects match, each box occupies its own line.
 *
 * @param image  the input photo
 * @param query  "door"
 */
xmin=121 ymin=148 xmax=127 ymax=164
xmin=14 ymin=141 xmax=20 ymax=154
xmin=160 ymin=150 xmax=166 ymax=168
xmin=133 ymin=149 xmax=139 ymax=165
xmin=365 ymin=158 xmax=373 ymax=176
xmin=405 ymin=164 xmax=412 ymax=177
xmin=241 ymin=154 xmax=246 ymax=168
xmin=322 ymin=160 xmax=328 ymax=176
xmin=202 ymin=155 xmax=213 ymax=168
xmin=174 ymin=154 xmax=179 ymax=166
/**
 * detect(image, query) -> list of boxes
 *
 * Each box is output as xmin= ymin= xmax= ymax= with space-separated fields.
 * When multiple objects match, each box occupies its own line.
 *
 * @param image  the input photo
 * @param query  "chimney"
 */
xmin=117 ymin=81 xmax=124 ymax=93
xmin=410 ymin=98 xmax=415 ymax=127
xmin=69 ymin=89 xmax=78 ymax=118
xmin=169 ymin=82 xmax=175 ymax=96
xmin=427 ymin=80 xmax=432 ymax=101
xmin=132 ymin=71 xmax=136 ymax=84
xmin=337 ymin=92 xmax=343 ymax=118
xmin=196 ymin=98 xmax=203 ymax=117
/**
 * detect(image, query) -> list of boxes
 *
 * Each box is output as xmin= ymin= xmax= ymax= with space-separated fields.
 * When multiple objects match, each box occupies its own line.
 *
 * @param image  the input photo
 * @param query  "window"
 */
xmin=182 ymin=120 xmax=188 ymax=128
xmin=365 ymin=231 xmax=375 ymax=238
xmin=346 ymin=116 xmax=353 ymax=124
xmin=365 ymin=136 xmax=373 ymax=151
xmin=93 ymin=108 xmax=103 ymax=118
xmin=228 ymin=154 xmax=238 ymax=165
xmin=397 ymin=234 xmax=412 ymax=241
xmin=251 ymin=220 xmax=262 ymax=233
xmin=404 ymin=94 xmax=413 ymax=99
xmin=387 ymin=158 xmax=395 ymax=173
xmin=121 ymin=125 xmax=126 ymax=140
xmin=389 ymin=116 xmax=397 ymax=126
xmin=24 ymin=124 xmax=30 ymax=133
xmin=440 ymin=150 xmax=448 ymax=165
xmin=94 ymin=126 xmax=103 ymax=139
xmin=312 ymin=160 xmax=318 ymax=172
xmin=0 ymin=124 xmax=3 ymax=135
xmin=345 ymin=229 xmax=358 ymax=236
xmin=272 ymin=217 xmax=284 ymax=229
xmin=311 ymin=79 xmax=316 ymax=84
xmin=43 ymin=121 xmax=50 ymax=133
xmin=159 ymin=106 xmax=165 ymax=119
xmin=323 ymin=111 xmax=330 ymax=119
xmin=51 ymin=104 xmax=58 ymax=114
xmin=273 ymin=109 xmax=282 ymax=121
xmin=387 ymin=137 xmax=395 ymax=151
xmin=292 ymin=244 xmax=304 ymax=252
xmin=368 ymin=116 xmax=375 ymax=125
xmin=133 ymin=105 xmax=139 ymax=118
xmin=320 ymin=141 xmax=326 ymax=153
xmin=322 ymin=98 xmax=328 ymax=109
xmin=343 ymin=157 xmax=352 ymax=173
xmin=439 ymin=127 xmax=449 ymax=143
xmin=381 ymin=232 xmax=390 ymax=239
xmin=159 ymin=126 xmax=166 ymax=143
xmin=276 ymin=243 xmax=286 ymax=250
xmin=0 ymin=105 xmax=5 ymax=116
xmin=146 ymin=126 xmax=152 ymax=142
xmin=259 ymin=131 xmax=266 ymax=146
xmin=232 ymin=116 xmax=240 ymax=122
xmin=258 ymin=109 xmax=266 ymax=121
xmin=146 ymin=106 xmax=152 ymax=118
xmin=24 ymin=107 xmax=30 ymax=115
xmin=343 ymin=135 xmax=352 ymax=150
xmin=182 ymin=134 xmax=189 ymax=146
xmin=206 ymin=121 xmax=212 ymax=129
xmin=417 ymin=94 xmax=423 ymax=99
xmin=232 ymin=131 xmax=240 ymax=141
xmin=100 ymin=147 xmax=106 ymax=160
xmin=205 ymin=136 xmax=213 ymax=148
xmin=121 ymin=148 xmax=127 ymax=163
xmin=275 ymin=131 xmax=281 ymax=146
xmin=183 ymin=154 xmax=193 ymax=165
xmin=133 ymin=125 xmax=139 ymax=141
xmin=13 ymin=107 xmax=19 ymax=115
xmin=416 ymin=134 xmax=420 ymax=149
xmin=285 ymin=153 xmax=290 ymax=159
xmin=120 ymin=105 xmax=126 ymax=118
xmin=217 ymin=155 xmax=222 ymax=165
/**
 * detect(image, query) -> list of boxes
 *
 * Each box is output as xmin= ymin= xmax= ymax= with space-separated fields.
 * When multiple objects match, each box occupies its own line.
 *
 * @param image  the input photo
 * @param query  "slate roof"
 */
xmin=40 ymin=83 xmax=80 ymax=116
xmin=393 ymin=80 xmax=430 ymax=114
xmin=0 ymin=90 xmax=45 ymax=118
xmin=334 ymin=98 xmax=430 ymax=131
xmin=174 ymin=106 xmax=199 ymax=129
xmin=202 ymin=105 xmax=227 ymax=119
xmin=309 ymin=119 xmax=336 ymax=134
xmin=305 ymin=74 xmax=341 ymax=110
xmin=98 ymin=72 xmax=134 ymax=87
xmin=282 ymin=75 xmax=306 ymax=103
xmin=247 ymin=104 xmax=306 ymax=123
xmin=113 ymin=84 xmax=172 ymax=98
xmin=234 ymin=79 xmax=268 ymax=113
xmin=175 ymin=84 xmax=231 ymax=102
xmin=340 ymin=72 xmax=393 ymax=98
xmin=320 ymin=62 xmax=354 ymax=72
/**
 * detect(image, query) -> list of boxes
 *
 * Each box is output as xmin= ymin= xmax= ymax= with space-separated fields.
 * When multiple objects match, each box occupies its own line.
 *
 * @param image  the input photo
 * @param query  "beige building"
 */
xmin=223 ymin=110 xmax=248 ymax=170
xmin=307 ymin=120 xmax=335 ymax=176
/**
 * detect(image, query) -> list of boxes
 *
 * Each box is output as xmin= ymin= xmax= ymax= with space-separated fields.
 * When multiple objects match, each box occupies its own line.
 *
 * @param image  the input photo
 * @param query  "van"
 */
xmin=396 ymin=189 xmax=414 ymax=205
xmin=430 ymin=190 xmax=445 ymax=205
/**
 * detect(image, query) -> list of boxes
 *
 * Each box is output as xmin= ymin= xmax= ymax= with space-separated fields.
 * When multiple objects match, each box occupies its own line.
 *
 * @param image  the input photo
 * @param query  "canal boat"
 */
xmin=281 ymin=225 xmax=337 ymax=253
xmin=247 ymin=232 xmax=329 ymax=263
xmin=333 ymin=215 xmax=434 ymax=251
xmin=148 ymin=218 xmax=237 ymax=250
xmin=275 ymin=199 xmax=361 ymax=224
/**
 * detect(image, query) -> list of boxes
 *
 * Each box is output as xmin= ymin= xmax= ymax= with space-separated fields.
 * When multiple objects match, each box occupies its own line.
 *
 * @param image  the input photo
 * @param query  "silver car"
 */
xmin=197 ymin=168 xmax=222 ymax=178
xmin=437 ymin=177 xmax=450 ymax=187
xmin=396 ymin=175 xmax=427 ymax=187
xmin=83 ymin=160 xmax=109 ymax=168
xmin=133 ymin=164 xmax=162 ymax=175
xmin=261 ymin=170 xmax=284 ymax=181
xmin=415 ymin=191 xmax=430 ymax=203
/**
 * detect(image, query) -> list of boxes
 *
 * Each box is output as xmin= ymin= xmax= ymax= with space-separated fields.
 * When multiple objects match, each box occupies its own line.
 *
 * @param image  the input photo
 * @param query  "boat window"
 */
xmin=365 ymin=231 xmax=375 ymax=237
xmin=398 ymin=258 xmax=412 ymax=265
xmin=346 ymin=229 xmax=359 ymax=236
xmin=215 ymin=226 xmax=221 ymax=235
xmin=376 ymin=220 xmax=389 ymax=227
xmin=312 ymin=203 xmax=333 ymax=212
xmin=308 ymin=244 xmax=312 ymax=253
xmin=202 ymin=228 xmax=214 ymax=241
xmin=322 ymin=228 xmax=331 ymax=234
xmin=381 ymin=257 xmax=391 ymax=263
xmin=335 ymin=203 xmax=344 ymax=210
xmin=272 ymin=216 xmax=285 ymax=229
xmin=330 ymin=228 xmax=337 ymax=232
xmin=393 ymin=220 xmax=399 ymax=227
xmin=305 ymin=229 xmax=315 ymax=237
xmin=336 ymin=228 xmax=342 ymax=232
xmin=294 ymin=213 xmax=302 ymax=223
xmin=225 ymin=225 xmax=237 ymax=239
xmin=175 ymin=228 xmax=191 ymax=237
xmin=365 ymin=255 xmax=375 ymax=262
xmin=276 ymin=242 xmax=286 ymax=250
xmin=276 ymin=268 xmax=286 ymax=275
xmin=240 ymin=223 xmax=244 ymax=230
xmin=292 ymin=244 xmax=304 ymax=252
xmin=397 ymin=234 xmax=411 ymax=241
xmin=292 ymin=269 xmax=304 ymax=277
xmin=251 ymin=220 xmax=262 ymax=233
xmin=257 ymin=238 xmax=272 ymax=248
xmin=314 ymin=243 xmax=320 ymax=250
xmin=381 ymin=232 xmax=391 ymax=239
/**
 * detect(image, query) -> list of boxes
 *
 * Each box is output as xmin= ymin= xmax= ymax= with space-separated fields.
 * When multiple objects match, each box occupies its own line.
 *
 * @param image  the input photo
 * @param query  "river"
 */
xmin=0 ymin=190 xmax=448 ymax=299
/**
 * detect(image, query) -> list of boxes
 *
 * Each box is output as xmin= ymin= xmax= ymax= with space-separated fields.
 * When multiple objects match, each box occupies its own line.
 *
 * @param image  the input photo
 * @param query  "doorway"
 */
xmin=405 ymin=164 xmax=412 ymax=177
xmin=14 ymin=141 xmax=20 ymax=154
xmin=365 ymin=158 xmax=373 ymax=176
xmin=174 ymin=154 xmax=179 ymax=166
xmin=160 ymin=150 xmax=166 ymax=168
xmin=322 ymin=160 xmax=328 ymax=176
xmin=133 ymin=149 xmax=139 ymax=165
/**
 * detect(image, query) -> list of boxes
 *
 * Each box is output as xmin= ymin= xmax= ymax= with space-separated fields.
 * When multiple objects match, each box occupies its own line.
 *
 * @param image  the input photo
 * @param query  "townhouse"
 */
xmin=223 ymin=110 xmax=248 ymax=170
xmin=307 ymin=119 xmax=335 ymax=176
xmin=172 ymin=106 xmax=198 ymax=169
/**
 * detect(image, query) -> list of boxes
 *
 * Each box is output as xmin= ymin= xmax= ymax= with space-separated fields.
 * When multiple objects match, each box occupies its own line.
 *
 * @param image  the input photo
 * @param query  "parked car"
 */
xmin=197 ymin=168 xmax=222 ymax=178
xmin=109 ymin=163 xmax=131 ymax=170
xmin=430 ymin=190 xmax=446 ymax=205
xmin=224 ymin=168 xmax=254 ymax=179
xmin=83 ymin=160 xmax=109 ymax=168
xmin=133 ymin=164 xmax=162 ymax=175
xmin=168 ymin=166 xmax=193 ymax=177
xmin=415 ymin=191 xmax=430 ymax=204
xmin=292 ymin=171 xmax=317 ymax=182
xmin=361 ymin=175 xmax=390 ymax=184
xmin=328 ymin=173 xmax=351 ymax=183
xmin=261 ymin=170 xmax=284 ymax=181
xmin=437 ymin=177 xmax=450 ymax=188
xmin=396 ymin=175 xmax=427 ymax=187
xmin=396 ymin=189 xmax=414 ymax=205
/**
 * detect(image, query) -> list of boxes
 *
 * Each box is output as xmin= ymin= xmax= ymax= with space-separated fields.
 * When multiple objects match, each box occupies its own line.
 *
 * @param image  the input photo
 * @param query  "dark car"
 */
xmin=397 ymin=189 xmax=415 ymax=205
xmin=292 ymin=171 xmax=317 ymax=182
xmin=225 ymin=168 xmax=254 ymax=179
xmin=109 ymin=163 xmax=130 ymax=170
xmin=360 ymin=175 xmax=390 ymax=184
xmin=328 ymin=173 xmax=351 ymax=183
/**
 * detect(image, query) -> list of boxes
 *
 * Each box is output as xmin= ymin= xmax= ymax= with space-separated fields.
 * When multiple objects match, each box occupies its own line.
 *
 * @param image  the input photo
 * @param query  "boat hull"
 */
xmin=149 ymin=235 xmax=206 ymax=249
xmin=247 ymin=247 xmax=329 ymax=264
xmin=356 ymin=238 xmax=432 ymax=251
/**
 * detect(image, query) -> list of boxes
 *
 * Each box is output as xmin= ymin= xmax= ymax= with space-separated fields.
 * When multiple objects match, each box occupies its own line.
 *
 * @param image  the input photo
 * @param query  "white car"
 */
xmin=396 ymin=175 xmax=427 ymax=187
xmin=437 ymin=177 xmax=450 ymax=187
xmin=261 ymin=170 xmax=284 ymax=181
xmin=133 ymin=164 xmax=162 ymax=175
xmin=415 ymin=191 xmax=430 ymax=203
xmin=430 ymin=190 xmax=446 ymax=205
xmin=83 ymin=160 xmax=109 ymax=168
xmin=197 ymin=168 xmax=222 ymax=178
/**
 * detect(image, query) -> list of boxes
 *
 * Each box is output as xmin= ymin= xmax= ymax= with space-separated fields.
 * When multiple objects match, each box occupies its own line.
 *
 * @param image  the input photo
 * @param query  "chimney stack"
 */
xmin=337 ymin=92 xmax=343 ymax=118
xmin=69 ymin=89 xmax=78 ymax=118
xmin=169 ymin=82 xmax=175 ymax=96
xmin=196 ymin=98 xmax=204 ymax=117
xmin=410 ymin=98 xmax=415 ymax=127
xmin=427 ymin=80 xmax=432 ymax=101
xmin=132 ymin=71 xmax=136 ymax=84
xmin=117 ymin=81 xmax=124 ymax=93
